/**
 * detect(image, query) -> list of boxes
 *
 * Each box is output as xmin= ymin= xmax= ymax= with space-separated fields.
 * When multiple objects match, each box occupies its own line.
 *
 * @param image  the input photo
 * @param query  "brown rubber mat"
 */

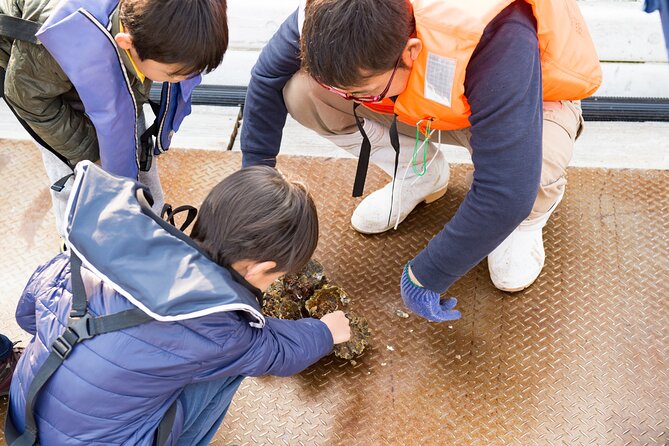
xmin=1 ymin=139 xmax=668 ymax=445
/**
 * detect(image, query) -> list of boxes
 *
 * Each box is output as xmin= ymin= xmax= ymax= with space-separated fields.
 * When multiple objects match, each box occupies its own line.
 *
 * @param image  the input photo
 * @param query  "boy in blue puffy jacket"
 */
xmin=7 ymin=164 xmax=350 ymax=445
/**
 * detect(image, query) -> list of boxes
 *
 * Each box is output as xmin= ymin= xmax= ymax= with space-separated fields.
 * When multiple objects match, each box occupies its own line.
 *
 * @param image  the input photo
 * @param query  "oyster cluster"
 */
xmin=263 ymin=260 xmax=371 ymax=359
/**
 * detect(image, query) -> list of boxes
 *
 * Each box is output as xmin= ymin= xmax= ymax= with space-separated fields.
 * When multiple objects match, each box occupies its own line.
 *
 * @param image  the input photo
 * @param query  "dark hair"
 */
xmin=301 ymin=0 xmax=414 ymax=88
xmin=190 ymin=166 xmax=319 ymax=274
xmin=119 ymin=0 xmax=228 ymax=75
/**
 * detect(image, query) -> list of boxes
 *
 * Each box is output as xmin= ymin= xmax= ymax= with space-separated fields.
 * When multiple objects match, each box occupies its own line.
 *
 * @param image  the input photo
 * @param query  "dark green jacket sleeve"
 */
xmin=3 ymin=40 xmax=99 ymax=163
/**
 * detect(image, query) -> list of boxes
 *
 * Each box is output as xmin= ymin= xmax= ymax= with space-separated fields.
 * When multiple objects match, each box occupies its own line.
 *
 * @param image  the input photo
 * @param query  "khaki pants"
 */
xmin=284 ymin=71 xmax=584 ymax=220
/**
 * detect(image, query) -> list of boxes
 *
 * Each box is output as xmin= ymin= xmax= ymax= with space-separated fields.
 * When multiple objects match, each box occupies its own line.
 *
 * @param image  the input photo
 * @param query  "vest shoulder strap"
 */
xmin=0 ymin=14 xmax=41 ymax=44
xmin=5 ymin=252 xmax=154 ymax=446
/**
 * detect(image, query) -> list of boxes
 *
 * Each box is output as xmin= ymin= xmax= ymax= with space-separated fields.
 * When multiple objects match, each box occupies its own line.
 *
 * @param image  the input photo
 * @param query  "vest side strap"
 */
xmin=68 ymin=252 xmax=88 ymax=318
xmin=153 ymin=400 xmax=178 ymax=446
xmin=0 ymin=15 xmax=41 ymax=44
xmin=11 ymin=307 xmax=152 ymax=444
xmin=10 ymin=252 xmax=153 ymax=444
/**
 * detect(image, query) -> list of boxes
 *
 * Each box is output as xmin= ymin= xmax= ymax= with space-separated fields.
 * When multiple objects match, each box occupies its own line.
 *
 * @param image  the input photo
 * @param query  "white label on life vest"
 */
xmin=425 ymin=53 xmax=456 ymax=108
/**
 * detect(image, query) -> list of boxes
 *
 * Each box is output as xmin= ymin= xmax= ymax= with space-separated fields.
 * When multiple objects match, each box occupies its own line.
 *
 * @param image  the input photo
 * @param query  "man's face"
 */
xmin=344 ymin=66 xmax=412 ymax=103
xmin=322 ymin=37 xmax=422 ymax=103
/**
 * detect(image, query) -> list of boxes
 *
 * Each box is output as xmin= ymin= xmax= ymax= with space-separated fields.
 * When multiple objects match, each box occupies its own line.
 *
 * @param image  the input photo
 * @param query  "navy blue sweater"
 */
xmin=241 ymin=1 xmax=543 ymax=293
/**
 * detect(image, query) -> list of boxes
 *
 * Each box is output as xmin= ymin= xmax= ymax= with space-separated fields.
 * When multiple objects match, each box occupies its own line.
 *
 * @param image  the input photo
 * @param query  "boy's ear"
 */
xmin=114 ymin=32 xmax=133 ymax=51
xmin=245 ymin=261 xmax=278 ymax=279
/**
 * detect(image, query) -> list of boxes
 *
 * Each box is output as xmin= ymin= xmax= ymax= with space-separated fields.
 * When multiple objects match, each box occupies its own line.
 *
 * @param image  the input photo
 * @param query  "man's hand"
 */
xmin=400 ymin=264 xmax=462 ymax=322
xmin=320 ymin=311 xmax=351 ymax=344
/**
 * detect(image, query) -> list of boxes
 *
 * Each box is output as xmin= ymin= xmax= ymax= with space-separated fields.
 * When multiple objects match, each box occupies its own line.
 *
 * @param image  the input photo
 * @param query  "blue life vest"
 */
xmin=36 ymin=0 xmax=201 ymax=179
xmin=5 ymin=161 xmax=265 ymax=445
xmin=64 ymin=161 xmax=266 ymax=324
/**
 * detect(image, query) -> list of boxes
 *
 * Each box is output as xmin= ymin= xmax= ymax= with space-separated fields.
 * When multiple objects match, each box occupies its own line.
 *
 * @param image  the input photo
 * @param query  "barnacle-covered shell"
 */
xmin=262 ymin=259 xmax=372 ymax=359
xmin=262 ymin=281 xmax=304 ymax=319
xmin=282 ymin=259 xmax=326 ymax=300
xmin=304 ymin=284 xmax=349 ymax=318
xmin=333 ymin=315 xmax=371 ymax=359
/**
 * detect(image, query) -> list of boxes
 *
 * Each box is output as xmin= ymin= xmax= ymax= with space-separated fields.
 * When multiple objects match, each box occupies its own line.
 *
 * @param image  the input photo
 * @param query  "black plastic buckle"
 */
xmin=50 ymin=173 xmax=74 ymax=192
xmin=51 ymin=314 xmax=93 ymax=360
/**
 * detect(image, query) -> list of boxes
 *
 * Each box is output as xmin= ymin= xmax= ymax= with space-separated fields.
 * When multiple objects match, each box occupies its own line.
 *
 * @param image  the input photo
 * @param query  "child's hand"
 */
xmin=320 ymin=311 xmax=351 ymax=344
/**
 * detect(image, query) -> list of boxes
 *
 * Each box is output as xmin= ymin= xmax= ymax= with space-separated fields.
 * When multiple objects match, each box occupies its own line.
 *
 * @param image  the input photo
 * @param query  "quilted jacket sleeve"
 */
xmin=15 ymin=255 xmax=69 ymax=335
xmin=192 ymin=313 xmax=334 ymax=380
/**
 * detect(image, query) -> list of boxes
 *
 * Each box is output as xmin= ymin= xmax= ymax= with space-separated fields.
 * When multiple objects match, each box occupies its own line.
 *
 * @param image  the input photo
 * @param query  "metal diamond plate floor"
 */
xmin=0 ymin=139 xmax=667 ymax=445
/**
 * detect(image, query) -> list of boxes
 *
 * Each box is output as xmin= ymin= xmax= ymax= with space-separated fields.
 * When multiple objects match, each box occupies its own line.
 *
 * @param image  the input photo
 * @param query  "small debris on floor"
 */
xmin=455 ymin=354 xmax=462 ymax=360
xmin=386 ymin=345 xmax=395 ymax=352
xmin=395 ymin=309 xmax=410 ymax=318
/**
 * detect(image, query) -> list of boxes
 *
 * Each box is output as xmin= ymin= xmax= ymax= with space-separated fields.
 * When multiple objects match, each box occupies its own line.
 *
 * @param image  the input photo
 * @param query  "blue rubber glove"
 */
xmin=400 ymin=263 xmax=462 ymax=322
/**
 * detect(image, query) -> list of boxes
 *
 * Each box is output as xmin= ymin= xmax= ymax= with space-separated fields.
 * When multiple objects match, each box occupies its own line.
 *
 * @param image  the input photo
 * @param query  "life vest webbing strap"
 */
xmin=6 ymin=252 xmax=153 ymax=446
xmin=139 ymin=99 xmax=164 ymax=172
xmin=0 ymin=14 xmax=40 ymax=44
xmin=153 ymin=400 xmax=178 ymax=446
xmin=351 ymin=103 xmax=401 ymax=227
xmin=352 ymin=103 xmax=371 ymax=197
xmin=161 ymin=203 xmax=198 ymax=232
xmin=50 ymin=174 xmax=74 ymax=193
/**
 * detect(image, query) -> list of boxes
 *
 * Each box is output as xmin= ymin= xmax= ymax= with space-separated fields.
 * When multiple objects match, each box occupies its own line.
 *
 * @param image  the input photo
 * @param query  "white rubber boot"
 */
xmin=487 ymin=192 xmax=564 ymax=292
xmin=323 ymin=119 xmax=449 ymax=234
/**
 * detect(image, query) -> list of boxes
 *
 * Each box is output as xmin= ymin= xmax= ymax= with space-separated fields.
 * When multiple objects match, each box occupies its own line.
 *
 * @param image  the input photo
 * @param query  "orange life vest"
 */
xmin=363 ymin=0 xmax=602 ymax=131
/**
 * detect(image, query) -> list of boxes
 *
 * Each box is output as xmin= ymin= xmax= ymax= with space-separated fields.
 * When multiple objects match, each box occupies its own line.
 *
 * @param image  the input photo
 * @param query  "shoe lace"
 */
xmin=393 ymin=128 xmax=440 ymax=230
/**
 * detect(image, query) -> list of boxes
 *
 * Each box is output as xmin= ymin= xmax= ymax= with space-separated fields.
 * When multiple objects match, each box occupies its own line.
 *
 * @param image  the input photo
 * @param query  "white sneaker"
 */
xmin=322 ymin=119 xmax=449 ymax=234
xmin=487 ymin=193 xmax=564 ymax=292
xmin=351 ymin=150 xmax=449 ymax=234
